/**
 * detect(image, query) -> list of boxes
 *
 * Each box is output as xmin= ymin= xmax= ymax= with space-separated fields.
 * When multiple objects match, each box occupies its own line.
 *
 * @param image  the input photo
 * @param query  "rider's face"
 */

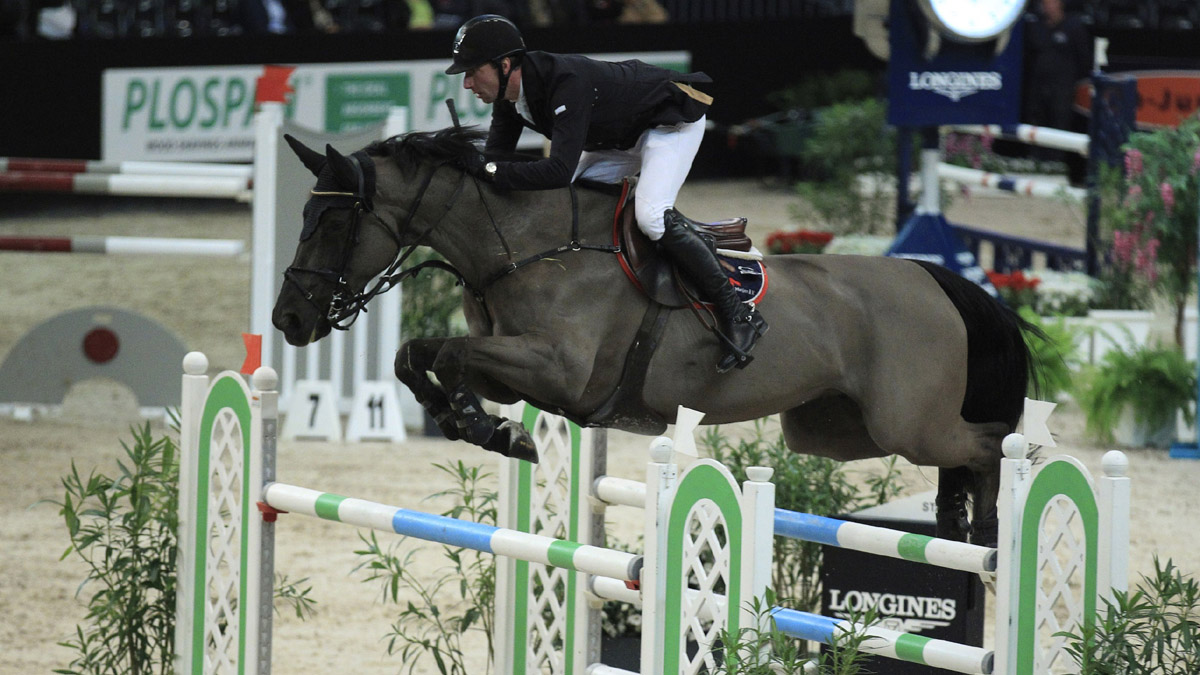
xmin=463 ymin=62 xmax=504 ymax=104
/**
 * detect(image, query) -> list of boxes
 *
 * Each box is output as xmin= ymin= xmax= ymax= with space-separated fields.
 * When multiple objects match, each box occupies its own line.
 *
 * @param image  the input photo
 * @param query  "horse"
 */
xmin=271 ymin=126 xmax=1038 ymax=546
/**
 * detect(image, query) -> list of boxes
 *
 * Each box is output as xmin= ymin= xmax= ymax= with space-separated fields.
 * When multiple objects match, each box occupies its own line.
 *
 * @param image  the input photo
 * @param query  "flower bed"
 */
xmin=766 ymin=230 xmax=835 ymax=254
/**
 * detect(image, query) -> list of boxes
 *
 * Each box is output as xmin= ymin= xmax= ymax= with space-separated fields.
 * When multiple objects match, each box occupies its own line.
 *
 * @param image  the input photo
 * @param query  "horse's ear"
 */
xmin=325 ymin=144 xmax=359 ymax=190
xmin=285 ymin=134 xmax=326 ymax=176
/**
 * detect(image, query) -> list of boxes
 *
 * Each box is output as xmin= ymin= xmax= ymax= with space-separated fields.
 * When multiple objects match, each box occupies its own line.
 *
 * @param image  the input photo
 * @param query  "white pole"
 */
xmin=919 ymin=148 xmax=942 ymax=214
xmin=173 ymin=352 xmax=210 ymax=674
xmin=992 ymin=433 xmax=1030 ymax=675
xmin=1097 ymin=451 xmax=1131 ymax=603
xmin=251 ymin=103 xmax=284 ymax=372
xmin=639 ymin=438 xmax=677 ymax=675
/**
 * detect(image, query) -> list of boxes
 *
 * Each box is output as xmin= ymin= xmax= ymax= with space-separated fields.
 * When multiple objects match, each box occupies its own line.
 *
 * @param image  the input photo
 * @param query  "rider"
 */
xmin=445 ymin=14 xmax=768 ymax=372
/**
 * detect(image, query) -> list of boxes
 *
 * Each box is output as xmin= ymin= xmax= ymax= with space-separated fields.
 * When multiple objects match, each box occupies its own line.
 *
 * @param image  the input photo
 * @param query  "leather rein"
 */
xmin=284 ymin=155 xmax=621 ymax=331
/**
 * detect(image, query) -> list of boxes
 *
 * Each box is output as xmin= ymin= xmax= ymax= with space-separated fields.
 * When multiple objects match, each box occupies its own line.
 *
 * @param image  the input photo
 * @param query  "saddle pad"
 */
xmin=718 ymin=255 xmax=768 ymax=307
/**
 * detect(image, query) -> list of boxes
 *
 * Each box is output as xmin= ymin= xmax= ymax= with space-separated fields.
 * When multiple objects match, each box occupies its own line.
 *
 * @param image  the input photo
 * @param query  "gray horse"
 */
xmin=272 ymin=127 xmax=1039 ymax=546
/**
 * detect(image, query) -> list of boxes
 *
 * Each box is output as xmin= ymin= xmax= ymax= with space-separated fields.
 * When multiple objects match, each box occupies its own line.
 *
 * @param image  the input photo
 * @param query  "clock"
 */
xmin=916 ymin=0 xmax=1027 ymax=42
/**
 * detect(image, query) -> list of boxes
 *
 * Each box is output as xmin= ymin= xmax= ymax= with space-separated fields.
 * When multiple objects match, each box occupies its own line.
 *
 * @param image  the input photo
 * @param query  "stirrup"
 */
xmin=715 ymin=309 xmax=768 ymax=373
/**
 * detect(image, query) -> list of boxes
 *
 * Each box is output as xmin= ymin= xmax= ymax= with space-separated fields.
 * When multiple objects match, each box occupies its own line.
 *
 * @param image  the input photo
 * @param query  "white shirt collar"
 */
xmin=515 ymin=78 xmax=533 ymax=123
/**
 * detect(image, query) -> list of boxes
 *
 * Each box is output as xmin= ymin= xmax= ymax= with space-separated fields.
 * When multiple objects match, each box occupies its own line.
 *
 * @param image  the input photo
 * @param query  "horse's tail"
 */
xmin=911 ymin=260 xmax=1039 ymax=430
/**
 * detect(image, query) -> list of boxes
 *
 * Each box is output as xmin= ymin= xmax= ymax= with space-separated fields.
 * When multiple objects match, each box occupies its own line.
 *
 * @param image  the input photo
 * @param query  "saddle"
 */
xmin=610 ymin=179 xmax=766 ymax=309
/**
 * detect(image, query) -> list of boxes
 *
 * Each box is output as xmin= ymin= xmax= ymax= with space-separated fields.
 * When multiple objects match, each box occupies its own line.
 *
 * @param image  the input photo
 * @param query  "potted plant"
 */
xmin=1096 ymin=115 xmax=1200 ymax=349
xmin=1083 ymin=115 xmax=1200 ymax=446
xmin=1074 ymin=328 xmax=1196 ymax=448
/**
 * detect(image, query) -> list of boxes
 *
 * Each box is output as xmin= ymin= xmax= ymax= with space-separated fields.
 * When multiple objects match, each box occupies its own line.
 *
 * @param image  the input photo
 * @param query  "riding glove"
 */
xmin=462 ymin=151 xmax=494 ymax=181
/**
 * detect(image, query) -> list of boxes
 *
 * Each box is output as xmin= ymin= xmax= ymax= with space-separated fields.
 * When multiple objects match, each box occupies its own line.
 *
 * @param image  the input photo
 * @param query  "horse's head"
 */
xmin=272 ymin=127 xmax=492 ymax=347
xmin=271 ymin=136 xmax=400 ymax=346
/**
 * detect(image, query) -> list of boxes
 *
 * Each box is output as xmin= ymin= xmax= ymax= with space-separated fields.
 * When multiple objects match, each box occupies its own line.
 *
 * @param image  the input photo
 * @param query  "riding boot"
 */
xmin=660 ymin=208 xmax=768 ymax=372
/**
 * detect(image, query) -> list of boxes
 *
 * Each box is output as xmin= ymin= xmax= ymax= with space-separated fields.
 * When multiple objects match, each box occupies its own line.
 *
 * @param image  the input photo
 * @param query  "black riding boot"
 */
xmin=660 ymin=208 xmax=768 ymax=372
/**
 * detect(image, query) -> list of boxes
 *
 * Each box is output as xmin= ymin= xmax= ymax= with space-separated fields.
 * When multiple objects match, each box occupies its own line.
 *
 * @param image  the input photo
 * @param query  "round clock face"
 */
xmin=918 ymin=0 xmax=1027 ymax=42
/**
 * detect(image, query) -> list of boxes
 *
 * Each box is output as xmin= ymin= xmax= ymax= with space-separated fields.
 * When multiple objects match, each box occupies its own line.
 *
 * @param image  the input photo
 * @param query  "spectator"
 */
xmin=240 ymin=0 xmax=326 ymax=34
xmin=432 ymin=0 xmax=519 ymax=29
xmin=1023 ymin=0 xmax=1091 ymax=176
xmin=619 ymin=0 xmax=666 ymax=23
xmin=406 ymin=0 xmax=435 ymax=28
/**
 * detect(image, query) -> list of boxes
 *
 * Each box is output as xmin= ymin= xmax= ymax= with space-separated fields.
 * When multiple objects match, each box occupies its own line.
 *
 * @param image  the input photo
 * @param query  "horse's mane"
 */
xmin=367 ymin=126 xmax=489 ymax=167
xmin=365 ymin=125 xmax=623 ymax=195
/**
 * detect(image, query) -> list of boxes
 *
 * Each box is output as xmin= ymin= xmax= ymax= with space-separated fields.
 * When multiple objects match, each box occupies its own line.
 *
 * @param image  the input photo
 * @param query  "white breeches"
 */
xmin=571 ymin=115 xmax=706 ymax=241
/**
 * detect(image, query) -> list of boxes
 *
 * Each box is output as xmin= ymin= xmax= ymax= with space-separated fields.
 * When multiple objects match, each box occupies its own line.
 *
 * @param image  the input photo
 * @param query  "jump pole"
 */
xmin=597 ymin=475 xmax=998 ymax=573
xmin=936 ymin=163 xmax=1087 ymax=201
xmin=946 ymin=123 xmax=1090 ymax=156
xmin=261 ymin=483 xmax=642 ymax=581
xmin=0 ymin=170 xmax=250 ymax=199
xmin=0 ymin=235 xmax=244 ymax=257
xmin=0 ymin=157 xmax=253 ymax=178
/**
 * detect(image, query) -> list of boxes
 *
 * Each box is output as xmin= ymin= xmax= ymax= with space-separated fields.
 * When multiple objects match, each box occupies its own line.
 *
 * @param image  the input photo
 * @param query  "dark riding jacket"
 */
xmin=484 ymin=51 xmax=712 ymax=191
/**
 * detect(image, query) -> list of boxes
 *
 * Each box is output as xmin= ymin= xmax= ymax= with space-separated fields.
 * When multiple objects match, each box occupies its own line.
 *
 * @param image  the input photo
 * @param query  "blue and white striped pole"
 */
xmin=262 ymin=483 xmax=643 ymax=581
xmin=771 ymin=607 xmax=994 ymax=675
xmin=773 ymin=509 xmax=996 ymax=574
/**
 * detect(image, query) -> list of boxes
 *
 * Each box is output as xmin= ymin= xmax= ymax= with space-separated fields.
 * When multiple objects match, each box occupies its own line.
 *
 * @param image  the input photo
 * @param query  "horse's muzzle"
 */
xmin=272 ymin=308 xmax=331 ymax=347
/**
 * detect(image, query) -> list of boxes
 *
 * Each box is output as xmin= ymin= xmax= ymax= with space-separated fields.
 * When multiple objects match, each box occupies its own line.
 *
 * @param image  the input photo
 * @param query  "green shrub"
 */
xmin=53 ymin=423 xmax=314 ymax=675
xmin=767 ymin=70 xmax=880 ymax=111
xmin=354 ymin=461 xmax=497 ymax=674
xmin=1019 ymin=307 xmax=1085 ymax=401
xmin=1061 ymin=557 xmax=1200 ymax=674
xmin=1074 ymin=333 xmax=1196 ymax=443
xmin=790 ymin=99 xmax=921 ymax=235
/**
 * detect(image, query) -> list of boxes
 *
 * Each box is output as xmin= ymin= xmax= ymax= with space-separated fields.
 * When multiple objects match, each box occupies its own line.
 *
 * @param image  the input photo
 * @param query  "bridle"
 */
xmin=283 ymin=148 xmax=620 ymax=331
xmin=282 ymin=154 xmax=468 ymax=330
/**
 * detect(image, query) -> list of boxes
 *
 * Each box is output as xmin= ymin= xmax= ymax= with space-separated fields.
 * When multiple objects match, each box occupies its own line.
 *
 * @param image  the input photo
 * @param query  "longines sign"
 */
xmin=887 ymin=0 xmax=1022 ymax=125
xmin=908 ymin=70 xmax=1004 ymax=102
xmin=826 ymin=588 xmax=956 ymax=633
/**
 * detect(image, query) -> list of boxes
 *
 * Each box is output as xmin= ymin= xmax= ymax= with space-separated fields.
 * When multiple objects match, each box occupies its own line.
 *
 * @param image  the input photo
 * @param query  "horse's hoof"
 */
xmin=969 ymin=519 xmax=998 ymax=548
xmin=498 ymin=420 xmax=539 ymax=464
xmin=936 ymin=512 xmax=971 ymax=543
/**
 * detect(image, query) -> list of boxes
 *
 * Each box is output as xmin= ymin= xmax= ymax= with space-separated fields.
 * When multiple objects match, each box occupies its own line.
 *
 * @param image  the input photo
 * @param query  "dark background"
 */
xmin=1 ymin=16 xmax=1197 ymax=164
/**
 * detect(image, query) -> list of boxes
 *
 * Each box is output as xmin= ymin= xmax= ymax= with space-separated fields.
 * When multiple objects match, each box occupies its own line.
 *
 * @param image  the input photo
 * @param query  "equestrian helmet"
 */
xmin=445 ymin=15 xmax=525 ymax=75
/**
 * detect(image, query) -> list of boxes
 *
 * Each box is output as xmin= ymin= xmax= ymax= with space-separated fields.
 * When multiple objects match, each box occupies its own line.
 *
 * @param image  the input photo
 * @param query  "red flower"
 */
xmin=766 ymin=230 xmax=833 ymax=254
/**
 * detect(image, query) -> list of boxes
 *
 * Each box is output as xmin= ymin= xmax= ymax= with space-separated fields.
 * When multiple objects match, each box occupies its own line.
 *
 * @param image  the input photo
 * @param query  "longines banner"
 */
xmin=101 ymin=52 xmax=688 ymax=162
xmin=886 ymin=0 xmax=1022 ymax=126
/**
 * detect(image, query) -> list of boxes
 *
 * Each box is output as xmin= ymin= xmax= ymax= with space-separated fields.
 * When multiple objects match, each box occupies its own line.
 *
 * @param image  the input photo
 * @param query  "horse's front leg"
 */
xmin=431 ymin=333 xmax=594 ymax=464
xmin=395 ymin=338 xmax=461 ymax=441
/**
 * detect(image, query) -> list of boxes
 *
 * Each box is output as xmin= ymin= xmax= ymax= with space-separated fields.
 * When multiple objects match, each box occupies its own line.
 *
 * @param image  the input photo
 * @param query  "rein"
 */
xmin=478 ymin=180 xmax=621 ymax=289
xmin=290 ymin=151 xmax=623 ymax=331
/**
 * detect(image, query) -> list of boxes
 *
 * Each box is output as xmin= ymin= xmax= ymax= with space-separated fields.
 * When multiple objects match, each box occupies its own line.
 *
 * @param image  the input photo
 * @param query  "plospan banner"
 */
xmin=101 ymin=52 xmax=689 ymax=162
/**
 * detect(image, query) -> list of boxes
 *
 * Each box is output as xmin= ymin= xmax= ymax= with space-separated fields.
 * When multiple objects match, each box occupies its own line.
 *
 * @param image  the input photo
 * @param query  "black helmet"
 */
xmin=445 ymin=15 xmax=525 ymax=75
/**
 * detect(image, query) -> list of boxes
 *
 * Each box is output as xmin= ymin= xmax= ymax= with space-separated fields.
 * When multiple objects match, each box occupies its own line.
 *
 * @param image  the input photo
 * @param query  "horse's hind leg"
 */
xmin=968 ymin=464 xmax=1002 ymax=547
xmin=927 ymin=422 xmax=1007 ymax=547
xmin=936 ymin=467 xmax=972 ymax=542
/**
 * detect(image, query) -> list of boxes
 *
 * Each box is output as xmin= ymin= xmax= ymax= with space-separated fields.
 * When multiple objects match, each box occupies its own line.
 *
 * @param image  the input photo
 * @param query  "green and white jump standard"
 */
xmin=506 ymin=400 xmax=1130 ymax=675
xmin=175 ymin=354 xmax=1130 ymax=675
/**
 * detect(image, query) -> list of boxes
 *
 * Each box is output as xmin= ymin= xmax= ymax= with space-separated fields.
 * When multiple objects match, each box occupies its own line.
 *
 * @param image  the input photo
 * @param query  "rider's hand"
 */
xmin=462 ymin=152 xmax=493 ymax=181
